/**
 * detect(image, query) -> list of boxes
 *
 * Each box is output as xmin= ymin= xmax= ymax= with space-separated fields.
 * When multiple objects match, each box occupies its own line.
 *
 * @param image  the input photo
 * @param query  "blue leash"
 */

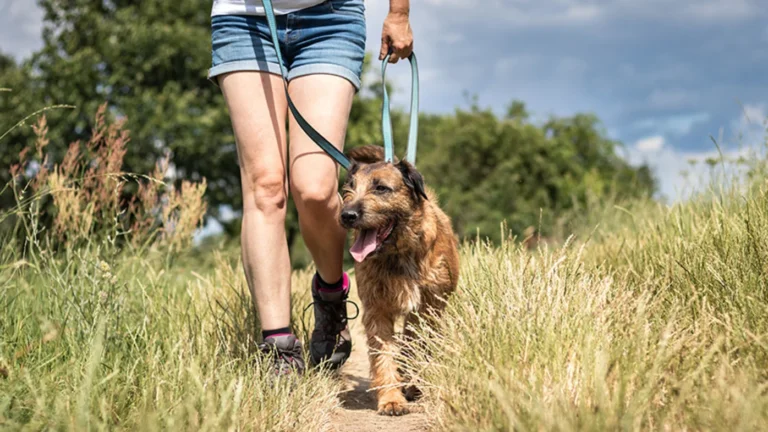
xmin=261 ymin=0 xmax=420 ymax=168
xmin=380 ymin=51 xmax=419 ymax=165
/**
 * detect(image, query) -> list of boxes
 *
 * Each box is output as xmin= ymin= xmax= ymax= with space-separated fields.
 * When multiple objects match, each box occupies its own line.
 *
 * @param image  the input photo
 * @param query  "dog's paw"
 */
xmin=377 ymin=399 xmax=409 ymax=416
xmin=403 ymin=384 xmax=422 ymax=402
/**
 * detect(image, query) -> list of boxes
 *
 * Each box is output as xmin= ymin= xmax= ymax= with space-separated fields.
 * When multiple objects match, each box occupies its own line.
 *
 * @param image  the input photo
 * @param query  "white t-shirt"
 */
xmin=211 ymin=0 xmax=327 ymax=16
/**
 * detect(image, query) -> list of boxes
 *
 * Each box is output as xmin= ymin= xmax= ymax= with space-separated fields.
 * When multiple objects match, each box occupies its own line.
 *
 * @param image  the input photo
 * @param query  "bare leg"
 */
xmin=218 ymin=71 xmax=291 ymax=332
xmin=287 ymin=74 xmax=355 ymax=284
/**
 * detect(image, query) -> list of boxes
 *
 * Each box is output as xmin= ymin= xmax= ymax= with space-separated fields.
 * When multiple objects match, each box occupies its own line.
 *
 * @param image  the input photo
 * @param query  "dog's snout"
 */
xmin=341 ymin=209 xmax=360 ymax=225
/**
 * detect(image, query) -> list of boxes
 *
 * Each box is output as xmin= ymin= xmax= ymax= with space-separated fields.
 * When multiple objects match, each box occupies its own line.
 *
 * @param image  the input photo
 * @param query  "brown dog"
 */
xmin=339 ymin=145 xmax=460 ymax=416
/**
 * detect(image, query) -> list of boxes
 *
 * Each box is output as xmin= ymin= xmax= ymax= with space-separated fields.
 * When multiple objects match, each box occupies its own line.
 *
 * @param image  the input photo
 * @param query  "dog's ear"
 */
xmin=346 ymin=145 xmax=386 ymax=164
xmin=396 ymin=160 xmax=428 ymax=203
xmin=348 ymin=161 xmax=360 ymax=177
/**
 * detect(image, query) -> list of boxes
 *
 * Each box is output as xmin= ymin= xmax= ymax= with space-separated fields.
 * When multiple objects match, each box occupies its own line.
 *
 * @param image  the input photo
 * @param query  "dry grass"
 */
xmin=406 ymin=177 xmax=768 ymax=430
xmin=0 ymin=105 xmax=340 ymax=431
xmin=3 ymin=103 xmax=768 ymax=431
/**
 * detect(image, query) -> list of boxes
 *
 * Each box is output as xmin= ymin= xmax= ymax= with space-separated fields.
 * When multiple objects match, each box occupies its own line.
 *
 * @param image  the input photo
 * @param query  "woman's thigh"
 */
xmin=286 ymin=0 xmax=366 ymax=198
xmin=287 ymin=74 xmax=355 ymax=201
xmin=218 ymin=71 xmax=289 ymax=209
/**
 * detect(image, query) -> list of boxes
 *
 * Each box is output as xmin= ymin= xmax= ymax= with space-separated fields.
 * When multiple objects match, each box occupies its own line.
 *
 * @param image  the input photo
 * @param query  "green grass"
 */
xmin=0 ymin=242 xmax=340 ymax=431
xmin=406 ymin=181 xmax=768 ymax=430
xmin=2 ymin=113 xmax=767 ymax=430
xmin=5 ymin=177 xmax=768 ymax=431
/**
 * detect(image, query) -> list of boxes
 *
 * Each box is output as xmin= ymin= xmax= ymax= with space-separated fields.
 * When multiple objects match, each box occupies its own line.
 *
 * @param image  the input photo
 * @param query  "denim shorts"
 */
xmin=208 ymin=0 xmax=366 ymax=91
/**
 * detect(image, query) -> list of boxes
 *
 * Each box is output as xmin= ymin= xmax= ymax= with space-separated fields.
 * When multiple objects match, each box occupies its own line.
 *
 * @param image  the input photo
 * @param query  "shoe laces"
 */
xmin=258 ymin=341 xmax=303 ymax=373
xmin=303 ymin=297 xmax=360 ymax=336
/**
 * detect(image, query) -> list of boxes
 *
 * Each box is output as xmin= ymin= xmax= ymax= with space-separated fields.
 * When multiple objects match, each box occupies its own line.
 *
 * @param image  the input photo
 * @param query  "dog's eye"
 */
xmin=347 ymin=178 xmax=356 ymax=189
xmin=374 ymin=184 xmax=392 ymax=194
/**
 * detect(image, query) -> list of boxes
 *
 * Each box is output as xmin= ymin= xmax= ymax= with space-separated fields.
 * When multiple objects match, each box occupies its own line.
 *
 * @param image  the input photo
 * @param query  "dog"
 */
xmin=339 ymin=145 xmax=460 ymax=416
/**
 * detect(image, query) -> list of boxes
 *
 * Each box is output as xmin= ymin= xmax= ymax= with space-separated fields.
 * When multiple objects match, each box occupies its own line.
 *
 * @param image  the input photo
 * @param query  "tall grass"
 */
xmin=0 ymin=106 xmax=340 ymax=431
xmin=4 ymin=102 xmax=768 ymax=431
xmin=408 ymin=165 xmax=768 ymax=430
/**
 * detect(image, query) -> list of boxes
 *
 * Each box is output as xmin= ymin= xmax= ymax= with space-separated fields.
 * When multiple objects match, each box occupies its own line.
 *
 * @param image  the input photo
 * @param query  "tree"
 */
xmin=415 ymin=101 xmax=656 ymax=243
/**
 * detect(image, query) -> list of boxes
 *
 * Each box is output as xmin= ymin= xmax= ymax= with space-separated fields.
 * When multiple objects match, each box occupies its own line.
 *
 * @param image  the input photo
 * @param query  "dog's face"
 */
xmin=340 ymin=146 xmax=428 ymax=262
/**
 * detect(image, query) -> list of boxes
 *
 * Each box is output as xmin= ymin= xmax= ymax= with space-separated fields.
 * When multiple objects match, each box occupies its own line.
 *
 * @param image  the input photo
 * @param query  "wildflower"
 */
xmin=98 ymin=261 xmax=111 ymax=272
xmin=99 ymin=290 xmax=108 ymax=305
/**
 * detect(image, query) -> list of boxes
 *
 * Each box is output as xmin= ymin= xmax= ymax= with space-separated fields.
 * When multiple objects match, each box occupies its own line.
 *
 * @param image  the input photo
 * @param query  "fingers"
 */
xmin=381 ymin=41 xmax=412 ymax=64
xmin=389 ymin=42 xmax=412 ymax=63
xmin=395 ymin=42 xmax=413 ymax=61
xmin=379 ymin=15 xmax=414 ymax=64
xmin=379 ymin=36 xmax=390 ymax=61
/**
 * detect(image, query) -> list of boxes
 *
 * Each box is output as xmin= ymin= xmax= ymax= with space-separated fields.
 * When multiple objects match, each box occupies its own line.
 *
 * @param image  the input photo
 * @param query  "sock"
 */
xmin=262 ymin=326 xmax=292 ymax=341
xmin=315 ymin=271 xmax=344 ymax=292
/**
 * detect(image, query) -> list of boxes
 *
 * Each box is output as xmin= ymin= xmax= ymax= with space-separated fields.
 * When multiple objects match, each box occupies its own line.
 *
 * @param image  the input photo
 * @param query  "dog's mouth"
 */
xmin=349 ymin=220 xmax=395 ymax=263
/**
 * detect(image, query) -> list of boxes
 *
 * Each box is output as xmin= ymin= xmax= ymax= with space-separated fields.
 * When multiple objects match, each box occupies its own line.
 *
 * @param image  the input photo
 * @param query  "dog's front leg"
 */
xmin=364 ymin=311 xmax=409 ymax=416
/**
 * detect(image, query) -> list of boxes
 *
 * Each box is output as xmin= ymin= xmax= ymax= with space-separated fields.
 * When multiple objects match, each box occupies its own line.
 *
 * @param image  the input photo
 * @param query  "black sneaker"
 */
xmin=307 ymin=272 xmax=359 ymax=369
xmin=258 ymin=334 xmax=306 ymax=376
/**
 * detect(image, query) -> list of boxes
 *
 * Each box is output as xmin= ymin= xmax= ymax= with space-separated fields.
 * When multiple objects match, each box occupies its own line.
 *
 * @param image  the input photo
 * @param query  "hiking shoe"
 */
xmin=307 ymin=272 xmax=359 ymax=369
xmin=258 ymin=334 xmax=306 ymax=376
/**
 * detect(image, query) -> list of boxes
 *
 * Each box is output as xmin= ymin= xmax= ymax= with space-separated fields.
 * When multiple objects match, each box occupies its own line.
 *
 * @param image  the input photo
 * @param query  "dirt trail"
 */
xmin=330 ymin=317 xmax=428 ymax=432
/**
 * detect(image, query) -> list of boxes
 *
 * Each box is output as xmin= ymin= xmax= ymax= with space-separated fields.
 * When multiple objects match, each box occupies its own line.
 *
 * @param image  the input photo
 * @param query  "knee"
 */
xmin=242 ymin=171 xmax=287 ymax=216
xmin=292 ymin=177 xmax=338 ymax=216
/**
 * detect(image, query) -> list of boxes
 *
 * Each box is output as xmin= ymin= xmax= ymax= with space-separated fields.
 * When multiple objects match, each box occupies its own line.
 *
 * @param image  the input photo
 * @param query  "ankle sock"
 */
xmin=262 ymin=326 xmax=292 ymax=341
xmin=315 ymin=272 xmax=344 ymax=292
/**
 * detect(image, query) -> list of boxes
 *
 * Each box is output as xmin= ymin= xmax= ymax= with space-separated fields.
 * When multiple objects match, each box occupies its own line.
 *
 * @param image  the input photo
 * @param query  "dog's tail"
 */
xmin=346 ymin=145 xmax=392 ymax=164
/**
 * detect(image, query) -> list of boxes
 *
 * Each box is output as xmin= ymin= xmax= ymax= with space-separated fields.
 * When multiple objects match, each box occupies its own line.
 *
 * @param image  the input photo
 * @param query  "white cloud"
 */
xmin=631 ymin=113 xmax=711 ymax=136
xmin=624 ymin=104 xmax=767 ymax=202
xmin=647 ymin=88 xmax=696 ymax=109
xmin=611 ymin=0 xmax=763 ymax=22
xmin=626 ymin=104 xmax=766 ymax=202
xmin=635 ymin=135 xmax=665 ymax=152
xmin=0 ymin=0 xmax=44 ymax=60
xmin=626 ymin=143 xmax=757 ymax=202
xmin=738 ymin=103 xmax=767 ymax=128
xmin=722 ymin=102 xmax=767 ymax=145
xmin=685 ymin=0 xmax=757 ymax=20
xmin=389 ymin=0 xmax=607 ymax=28
xmin=403 ymin=0 xmax=765 ymax=32
xmin=442 ymin=33 xmax=465 ymax=44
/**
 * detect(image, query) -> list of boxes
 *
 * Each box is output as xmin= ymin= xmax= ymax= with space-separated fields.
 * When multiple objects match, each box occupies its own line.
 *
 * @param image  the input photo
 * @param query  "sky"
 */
xmin=2 ymin=0 xmax=767 ymax=202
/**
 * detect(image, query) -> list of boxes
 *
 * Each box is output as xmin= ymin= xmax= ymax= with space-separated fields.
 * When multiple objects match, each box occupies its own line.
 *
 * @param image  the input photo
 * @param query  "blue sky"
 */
xmin=3 ymin=0 xmax=767 ymax=202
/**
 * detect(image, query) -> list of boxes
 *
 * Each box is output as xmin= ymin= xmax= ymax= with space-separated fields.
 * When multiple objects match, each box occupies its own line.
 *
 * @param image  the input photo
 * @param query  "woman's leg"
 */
xmin=288 ymin=74 xmax=356 ymax=284
xmin=288 ymin=74 xmax=356 ymax=368
xmin=218 ymin=71 xmax=292 ymax=333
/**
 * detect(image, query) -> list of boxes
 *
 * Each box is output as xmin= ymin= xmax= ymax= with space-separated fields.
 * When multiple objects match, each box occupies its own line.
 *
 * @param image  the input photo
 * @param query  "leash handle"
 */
xmin=381 ymin=51 xmax=420 ymax=165
xmin=261 ymin=0 xmax=352 ymax=170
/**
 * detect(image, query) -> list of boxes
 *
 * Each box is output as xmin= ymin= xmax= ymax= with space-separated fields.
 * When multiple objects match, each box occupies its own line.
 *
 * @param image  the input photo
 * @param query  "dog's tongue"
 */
xmin=350 ymin=229 xmax=379 ymax=262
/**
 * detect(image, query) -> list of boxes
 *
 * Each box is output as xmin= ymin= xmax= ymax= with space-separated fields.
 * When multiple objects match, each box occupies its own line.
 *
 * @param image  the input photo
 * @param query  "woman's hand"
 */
xmin=379 ymin=7 xmax=413 ymax=64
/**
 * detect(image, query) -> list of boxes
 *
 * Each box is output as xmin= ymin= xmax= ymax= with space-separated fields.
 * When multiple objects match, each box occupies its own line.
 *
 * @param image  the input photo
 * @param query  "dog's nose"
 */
xmin=341 ymin=209 xmax=359 ymax=225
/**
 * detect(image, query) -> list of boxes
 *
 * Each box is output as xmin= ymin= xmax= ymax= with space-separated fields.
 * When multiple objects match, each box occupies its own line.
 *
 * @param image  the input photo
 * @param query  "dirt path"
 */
xmin=330 ymin=317 xmax=428 ymax=432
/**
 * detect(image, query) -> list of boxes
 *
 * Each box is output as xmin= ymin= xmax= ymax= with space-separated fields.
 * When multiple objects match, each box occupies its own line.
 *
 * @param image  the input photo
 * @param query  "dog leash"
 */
xmin=260 ymin=0 xmax=420 ymax=168
xmin=380 ymin=50 xmax=419 ymax=165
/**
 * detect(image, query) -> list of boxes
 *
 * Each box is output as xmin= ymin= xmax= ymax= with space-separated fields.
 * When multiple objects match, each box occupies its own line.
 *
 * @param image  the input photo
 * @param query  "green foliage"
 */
xmin=415 ymin=102 xmax=656 ymax=243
